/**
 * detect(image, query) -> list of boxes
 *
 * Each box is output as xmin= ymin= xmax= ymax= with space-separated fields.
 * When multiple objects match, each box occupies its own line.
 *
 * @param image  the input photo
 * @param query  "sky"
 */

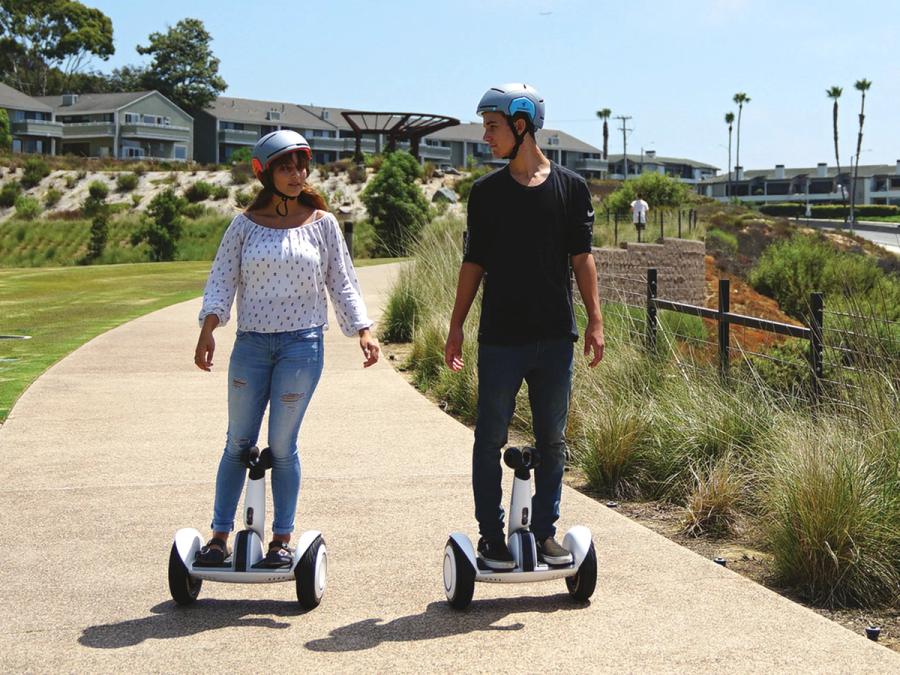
xmin=84 ymin=0 xmax=899 ymax=171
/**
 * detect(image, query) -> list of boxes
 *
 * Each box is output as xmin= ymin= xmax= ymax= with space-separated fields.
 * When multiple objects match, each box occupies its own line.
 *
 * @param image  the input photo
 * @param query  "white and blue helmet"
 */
xmin=476 ymin=83 xmax=545 ymax=130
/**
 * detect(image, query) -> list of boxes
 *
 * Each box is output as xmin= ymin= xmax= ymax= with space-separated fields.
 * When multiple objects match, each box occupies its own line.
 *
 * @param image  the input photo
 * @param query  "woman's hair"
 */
xmin=247 ymin=151 xmax=327 ymax=213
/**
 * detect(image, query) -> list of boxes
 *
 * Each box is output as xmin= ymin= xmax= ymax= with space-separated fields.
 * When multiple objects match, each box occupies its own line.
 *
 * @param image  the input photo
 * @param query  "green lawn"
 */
xmin=0 ymin=257 xmax=404 ymax=422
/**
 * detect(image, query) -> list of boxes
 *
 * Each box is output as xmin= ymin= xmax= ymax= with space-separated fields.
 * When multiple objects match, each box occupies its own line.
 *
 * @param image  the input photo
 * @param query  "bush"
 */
xmin=132 ymin=188 xmax=186 ymax=261
xmin=380 ymin=266 xmax=422 ymax=342
xmin=182 ymin=202 xmax=207 ymax=219
xmin=705 ymin=227 xmax=738 ymax=255
xmin=234 ymin=189 xmax=253 ymax=208
xmin=757 ymin=203 xmax=900 ymax=219
xmin=681 ymin=454 xmax=745 ymax=537
xmin=116 ymin=172 xmax=139 ymax=192
xmin=131 ymin=193 xmax=142 ymax=208
xmin=757 ymin=203 xmax=804 ymax=217
xmin=361 ymin=150 xmax=431 ymax=256
xmin=347 ymin=163 xmax=367 ymax=185
xmin=0 ymin=181 xmax=22 ymax=207
xmin=604 ymin=172 xmax=691 ymax=213
xmin=44 ymin=187 xmax=63 ymax=208
xmin=87 ymin=180 xmax=109 ymax=200
xmin=20 ymin=157 xmax=50 ymax=189
xmin=64 ymin=173 xmax=78 ymax=189
xmin=749 ymin=233 xmax=900 ymax=320
xmin=230 ymin=163 xmax=251 ymax=185
xmin=212 ymin=184 xmax=229 ymax=200
xmin=14 ymin=195 xmax=41 ymax=220
xmin=185 ymin=180 xmax=213 ymax=202
xmin=230 ymin=147 xmax=252 ymax=164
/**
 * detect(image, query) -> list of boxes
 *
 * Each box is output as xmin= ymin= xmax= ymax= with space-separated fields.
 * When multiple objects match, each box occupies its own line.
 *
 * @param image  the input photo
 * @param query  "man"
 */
xmin=444 ymin=83 xmax=605 ymax=570
xmin=631 ymin=193 xmax=649 ymax=227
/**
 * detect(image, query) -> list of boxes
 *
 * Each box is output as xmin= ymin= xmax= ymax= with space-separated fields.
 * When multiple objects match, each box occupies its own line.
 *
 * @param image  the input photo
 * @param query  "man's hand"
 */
xmin=584 ymin=319 xmax=605 ymax=367
xmin=444 ymin=325 xmax=465 ymax=372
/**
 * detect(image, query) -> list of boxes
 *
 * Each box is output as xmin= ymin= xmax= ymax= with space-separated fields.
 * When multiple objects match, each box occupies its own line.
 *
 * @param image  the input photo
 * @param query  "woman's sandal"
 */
xmin=195 ymin=537 xmax=230 ymax=564
xmin=261 ymin=540 xmax=294 ymax=568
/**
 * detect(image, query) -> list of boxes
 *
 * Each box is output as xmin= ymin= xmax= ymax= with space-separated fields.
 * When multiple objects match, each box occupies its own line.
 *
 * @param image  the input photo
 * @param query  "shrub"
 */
xmin=681 ymin=454 xmax=745 ymax=537
xmin=212 ymin=184 xmax=229 ymax=200
xmin=132 ymin=188 xmax=185 ymax=261
xmin=44 ymin=187 xmax=63 ymax=208
xmin=0 ymin=181 xmax=22 ymax=207
xmin=758 ymin=203 xmax=804 ymax=218
xmin=230 ymin=147 xmax=252 ymax=164
xmin=230 ymin=163 xmax=251 ymax=185
xmin=380 ymin=266 xmax=422 ymax=342
xmin=573 ymin=406 xmax=650 ymax=499
xmin=361 ymin=150 xmax=431 ymax=256
xmin=422 ymin=161 xmax=435 ymax=181
xmin=705 ymin=227 xmax=738 ymax=255
xmin=14 ymin=195 xmax=41 ymax=220
xmin=131 ymin=193 xmax=142 ymax=207
xmin=116 ymin=172 xmax=139 ymax=192
xmin=348 ymin=163 xmax=367 ymax=184
xmin=454 ymin=166 xmax=492 ymax=201
xmin=185 ymin=180 xmax=213 ymax=202
xmin=20 ymin=157 xmax=50 ymax=188
xmin=182 ymin=202 xmax=207 ymax=219
xmin=64 ymin=173 xmax=78 ymax=189
xmin=234 ymin=189 xmax=253 ymax=208
xmin=87 ymin=180 xmax=109 ymax=200
xmin=604 ymin=172 xmax=691 ymax=213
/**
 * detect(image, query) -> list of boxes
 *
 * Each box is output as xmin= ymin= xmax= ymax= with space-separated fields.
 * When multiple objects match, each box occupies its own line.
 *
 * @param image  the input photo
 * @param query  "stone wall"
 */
xmin=592 ymin=239 xmax=706 ymax=306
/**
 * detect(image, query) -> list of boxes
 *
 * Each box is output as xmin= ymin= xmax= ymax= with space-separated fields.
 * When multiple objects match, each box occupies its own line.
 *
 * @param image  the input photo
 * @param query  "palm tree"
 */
xmin=596 ymin=108 xmax=611 ymax=160
xmin=732 ymin=92 xmax=751 ymax=175
xmin=826 ymin=86 xmax=846 ymax=219
xmin=725 ymin=112 xmax=735 ymax=198
xmin=849 ymin=79 xmax=872 ymax=226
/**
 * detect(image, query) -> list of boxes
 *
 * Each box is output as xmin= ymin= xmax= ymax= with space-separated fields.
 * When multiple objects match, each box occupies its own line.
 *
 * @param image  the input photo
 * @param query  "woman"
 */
xmin=193 ymin=130 xmax=379 ymax=567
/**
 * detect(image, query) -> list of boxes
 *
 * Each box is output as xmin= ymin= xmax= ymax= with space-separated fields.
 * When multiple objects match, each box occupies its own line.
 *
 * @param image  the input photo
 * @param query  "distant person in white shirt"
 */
xmin=631 ymin=194 xmax=649 ymax=226
xmin=193 ymin=130 xmax=379 ymax=568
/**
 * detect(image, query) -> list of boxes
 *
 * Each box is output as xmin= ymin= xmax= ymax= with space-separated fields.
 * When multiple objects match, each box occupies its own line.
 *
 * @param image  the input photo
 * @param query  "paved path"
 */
xmin=1 ymin=262 xmax=897 ymax=673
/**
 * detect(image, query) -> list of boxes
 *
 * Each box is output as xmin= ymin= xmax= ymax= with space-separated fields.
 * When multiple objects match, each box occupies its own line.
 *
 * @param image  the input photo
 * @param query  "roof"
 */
xmin=699 ymin=163 xmax=900 ymax=184
xmin=0 ymin=82 xmax=54 ymax=113
xmin=607 ymin=153 xmax=718 ymax=170
xmin=204 ymin=97 xmax=341 ymax=131
xmin=36 ymin=91 xmax=154 ymax=113
xmin=427 ymin=122 xmax=602 ymax=154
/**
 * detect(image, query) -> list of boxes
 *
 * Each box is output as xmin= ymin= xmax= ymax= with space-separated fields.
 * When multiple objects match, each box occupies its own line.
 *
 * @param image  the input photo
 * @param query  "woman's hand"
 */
xmin=194 ymin=330 xmax=216 ymax=371
xmin=359 ymin=329 xmax=380 ymax=368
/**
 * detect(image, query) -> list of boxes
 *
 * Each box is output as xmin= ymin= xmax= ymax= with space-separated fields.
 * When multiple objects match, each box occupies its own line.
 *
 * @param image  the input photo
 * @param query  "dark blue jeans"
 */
xmin=473 ymin=338 xmax=574 ymax=541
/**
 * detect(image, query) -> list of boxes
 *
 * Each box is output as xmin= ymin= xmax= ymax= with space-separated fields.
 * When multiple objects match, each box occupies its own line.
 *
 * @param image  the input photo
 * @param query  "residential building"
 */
xmin=0 ymin=82 xmax=63 ymax=155
xmin=699 ymin=161 xmax=900 ymax=206
xmin=606 ymin=151 xmax=718 ymax=184
xmin=36 ymin=91 xmax=193 ymax=161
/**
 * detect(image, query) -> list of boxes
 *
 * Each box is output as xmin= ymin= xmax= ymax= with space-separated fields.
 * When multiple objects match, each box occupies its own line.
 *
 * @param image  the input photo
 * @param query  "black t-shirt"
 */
xmin=463 ymin=162 xmax=594 ymax=345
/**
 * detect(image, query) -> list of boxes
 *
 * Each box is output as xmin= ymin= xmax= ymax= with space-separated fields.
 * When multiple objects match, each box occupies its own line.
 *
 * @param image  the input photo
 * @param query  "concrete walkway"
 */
xmin=1 ymin=262 xmax=897 ymax=673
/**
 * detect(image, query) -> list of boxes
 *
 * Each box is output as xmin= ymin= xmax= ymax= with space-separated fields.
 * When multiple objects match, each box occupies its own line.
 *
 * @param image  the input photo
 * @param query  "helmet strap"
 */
xmin=503 ymin=116 xmax=528 ymax=161
xmin=263 ymin=174 xmax=298 ymax=216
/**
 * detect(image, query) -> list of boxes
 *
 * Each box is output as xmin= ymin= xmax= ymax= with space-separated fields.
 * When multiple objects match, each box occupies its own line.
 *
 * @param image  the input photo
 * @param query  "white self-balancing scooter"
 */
xmin=443 ymin=446 xmax=597 ymax=609
xmin=168 ymin=446 xmax=327 ymax=609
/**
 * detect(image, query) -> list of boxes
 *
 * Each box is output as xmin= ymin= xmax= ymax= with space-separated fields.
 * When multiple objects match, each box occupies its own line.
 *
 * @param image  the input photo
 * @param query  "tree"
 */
xmin=81 ymin=180 xmax=109 ymax=263
xmin=595 ymin=108 xmax=611 ymax=160
xmin=0 ymin=0 xmax=114 ymax=96
xmin=825 ymin=86 xmax=846 ymax=219
xmin=361 ymin=151 xmax=430 ymax=256
xmin=732 ymin=92 xmax=750 ymax=174
xmin=849 ymin=79 xmax=872 ymax=226
xmin=724 ymin=112 xmax=734 ymax=198
xmin=0 ymin=108 xmax=10 ymax=152
xmin=603 ymin=172 xmax=690 ymax=214
xmin=136 ymin=18 xmax=226 ymax=114
xmin=132 ymin=188 xmax=185 ymax=261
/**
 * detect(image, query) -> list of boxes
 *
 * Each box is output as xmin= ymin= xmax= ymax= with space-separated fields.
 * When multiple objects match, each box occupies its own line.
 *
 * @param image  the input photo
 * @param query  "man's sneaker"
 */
xmin=477 ymin=537 xmax=515 ymax=570
xmin=537 ymin=536 xmax=573 ymax=565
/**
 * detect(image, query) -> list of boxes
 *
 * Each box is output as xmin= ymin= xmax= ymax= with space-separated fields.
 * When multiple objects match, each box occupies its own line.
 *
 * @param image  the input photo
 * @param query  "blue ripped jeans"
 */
xmin=473 ymin=338 xmax=574 ymax=541
xmin=210 ymin=327 xmax=324 ymax=536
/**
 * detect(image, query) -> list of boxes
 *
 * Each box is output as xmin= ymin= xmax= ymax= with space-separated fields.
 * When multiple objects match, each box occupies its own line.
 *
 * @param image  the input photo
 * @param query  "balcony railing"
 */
xmin=120 ymin=123 xmax=191 ymax=141
xmin=11 ymin=119 xmax=64 ymax=137
xmin=218 ymin=128 xmax=258 ymax=145
xmin=61 ymin=121 xmax=115 ymax=137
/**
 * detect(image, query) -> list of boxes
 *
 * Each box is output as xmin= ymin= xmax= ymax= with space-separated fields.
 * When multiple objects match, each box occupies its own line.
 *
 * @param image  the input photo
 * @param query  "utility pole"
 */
xmin=615 ymin=115 xmax=632 ymax=180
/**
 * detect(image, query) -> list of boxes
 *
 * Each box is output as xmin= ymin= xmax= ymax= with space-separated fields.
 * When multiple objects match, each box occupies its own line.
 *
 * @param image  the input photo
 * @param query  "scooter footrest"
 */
xmin=192 ymin=559 xmax=231 ymax=568
xmin=476 ymin=559 xmax=514 ymax=572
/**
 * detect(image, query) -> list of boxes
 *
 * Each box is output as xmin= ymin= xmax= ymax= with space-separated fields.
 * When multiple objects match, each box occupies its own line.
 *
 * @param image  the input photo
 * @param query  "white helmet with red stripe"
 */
xmin=251 ymin=130 xmax=312 ymax=180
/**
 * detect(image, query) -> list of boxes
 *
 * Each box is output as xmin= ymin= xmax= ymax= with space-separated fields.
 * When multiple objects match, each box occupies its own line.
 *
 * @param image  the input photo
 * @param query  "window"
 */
xmin=12 ymin=139 xmax=22 ymax=153
xmin=124 ymin=113 xmax=139 ymax=124
xmin=547 ymin=136 xmax=560 ymax=146
xmin=174 ymin=145 xmax=187 ymax=160
xmin=267 ymin=110 xmax=282 ymax=121
xmin=163 ymin=116 xmax=171 ymax=126
xmin=220 ymin=121 xmax=245 ymax=131
xmin=11 ymin=109 xmax=25 ymax=122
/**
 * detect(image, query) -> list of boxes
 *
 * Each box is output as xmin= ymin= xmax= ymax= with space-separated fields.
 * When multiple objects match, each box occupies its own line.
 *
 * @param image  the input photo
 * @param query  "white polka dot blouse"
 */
xmin=198 ymin=211 xmax=372 ymax=336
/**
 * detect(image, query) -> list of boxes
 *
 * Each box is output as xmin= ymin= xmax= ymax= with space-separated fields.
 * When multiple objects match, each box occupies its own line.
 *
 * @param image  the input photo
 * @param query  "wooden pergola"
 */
xmin=340 ymin=111 xmax=459 ymax=162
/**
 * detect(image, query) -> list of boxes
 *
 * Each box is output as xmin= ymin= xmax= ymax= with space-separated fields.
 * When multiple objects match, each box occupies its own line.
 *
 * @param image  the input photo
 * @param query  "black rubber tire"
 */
xmin=443 ymin=539 xmax=475 ymax=610
xmin=168 ymin=542 xmax=202 ymax=605
xmin=295 ymin=536 xmax=326 ymax=609
xmin=565 ymin=542 xmax=597 ymax=602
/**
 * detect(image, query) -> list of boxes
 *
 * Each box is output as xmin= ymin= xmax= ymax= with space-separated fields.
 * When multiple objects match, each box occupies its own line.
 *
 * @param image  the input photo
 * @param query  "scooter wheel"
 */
xmin=295 ymin=535 xmax=327 ymax=609
xmin=443 ymin=539 xmax=475 ymax=610
xmin=565 ymin=541 xmax=597 ymax=602
xmin=168 ymin=542 xmax=202 ymax=605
